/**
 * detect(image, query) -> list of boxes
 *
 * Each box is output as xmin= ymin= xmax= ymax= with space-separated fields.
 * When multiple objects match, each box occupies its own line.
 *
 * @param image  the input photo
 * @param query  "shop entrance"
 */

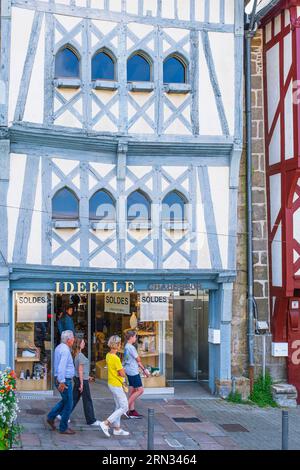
xmin=173 ymin=290 xmax=209 ymax=382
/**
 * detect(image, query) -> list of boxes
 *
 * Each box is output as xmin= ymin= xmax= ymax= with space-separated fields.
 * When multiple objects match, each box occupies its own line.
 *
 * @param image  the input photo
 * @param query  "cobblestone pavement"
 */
xmin=14 ymin=394 xmax=300 ymax=451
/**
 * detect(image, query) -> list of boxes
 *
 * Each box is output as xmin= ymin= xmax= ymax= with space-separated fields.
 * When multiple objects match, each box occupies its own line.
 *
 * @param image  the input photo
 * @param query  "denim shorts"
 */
xmin=127 ymin=374 xmax=143 ymax=389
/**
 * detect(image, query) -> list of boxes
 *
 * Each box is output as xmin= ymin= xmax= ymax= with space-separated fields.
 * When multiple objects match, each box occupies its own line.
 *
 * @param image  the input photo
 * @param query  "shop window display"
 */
xmin=92 ymin=293 xmax=172 ymax=388
xmin=14 ymin=293 xmax=52 ymax=391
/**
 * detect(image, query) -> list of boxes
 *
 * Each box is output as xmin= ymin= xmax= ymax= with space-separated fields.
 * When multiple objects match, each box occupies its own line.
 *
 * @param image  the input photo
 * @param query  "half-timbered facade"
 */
xmin=256 ymin=0 xmax=300 ymax=400
xmin=0 ymin=0 xmax=244 ymax=395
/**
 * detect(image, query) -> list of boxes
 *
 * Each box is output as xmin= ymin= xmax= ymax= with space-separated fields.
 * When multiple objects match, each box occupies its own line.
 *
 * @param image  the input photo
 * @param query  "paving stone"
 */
xmin=21 ymin=433 xmax=41 ymax=447
xmin=199 ymin=443 xmax=224 ymax=450
xmin=193 ymin=422 xmax=226 ymax=437
xmin=184 ymin=431 xmax=217 ymax=444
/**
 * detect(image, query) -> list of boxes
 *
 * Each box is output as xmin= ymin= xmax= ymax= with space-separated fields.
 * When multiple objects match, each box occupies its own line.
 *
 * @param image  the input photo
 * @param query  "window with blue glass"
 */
xmin=162 ymin=191 xmax=186 ymax=222
xmin=163 ymin=55 xmax=186 ymax=84
xmin=52 ymin=187 xmax=79 ymax=220
xmin=55 ymin=46 xmax=80 ymax=78
xmin=127 ymin=53 xmax=151 ymax=82
xmin=92 ymin=50 xmax=115 ymax=81
xmin=127 ymin=190 xmax=151 ymax=221
xmin=89 ymin=189 xmax=116 ymax=221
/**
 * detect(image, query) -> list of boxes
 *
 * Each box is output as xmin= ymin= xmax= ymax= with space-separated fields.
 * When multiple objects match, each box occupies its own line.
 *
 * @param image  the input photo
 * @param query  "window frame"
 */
xmin=91 ymin=48 xmax=117 ymax=82
xmin=127 ymin=50 xmax=153 ymax=84
xmin=162 ymin=190 xmax=189 ymax=231
xmin=52 ymin=186 xmax=80 ymax=226
xmin=163 ymin=53 xmax=188 ymax=85
xmin=89 ymin=188 xmax=116 ymax=229
xmin=54 ymin=44 xmax=81 ymax=80
xmin=127 ymin=189 xmax=152 ymax=229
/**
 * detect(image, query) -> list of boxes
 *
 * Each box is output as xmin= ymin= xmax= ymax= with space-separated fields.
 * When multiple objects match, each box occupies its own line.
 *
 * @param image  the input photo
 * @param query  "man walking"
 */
xmin=47 ymin=330 xmax=76 ymax=434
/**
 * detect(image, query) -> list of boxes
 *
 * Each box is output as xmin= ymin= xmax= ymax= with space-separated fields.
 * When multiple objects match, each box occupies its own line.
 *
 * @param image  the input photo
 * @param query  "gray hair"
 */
xmin=108 ymin=335 xmax=121 ymax=349
xmin=61 ymin=330 xmax=74 ymax=344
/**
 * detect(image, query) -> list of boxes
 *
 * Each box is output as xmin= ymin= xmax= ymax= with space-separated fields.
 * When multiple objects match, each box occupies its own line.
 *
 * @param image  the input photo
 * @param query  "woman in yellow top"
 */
xmin=99 ymin=335 xmax=129 ymax=437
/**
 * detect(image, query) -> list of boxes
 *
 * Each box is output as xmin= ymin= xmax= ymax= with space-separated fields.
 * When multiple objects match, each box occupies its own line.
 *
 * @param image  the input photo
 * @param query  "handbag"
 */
xmin=122 ymin=380 xmax=129 ymax=393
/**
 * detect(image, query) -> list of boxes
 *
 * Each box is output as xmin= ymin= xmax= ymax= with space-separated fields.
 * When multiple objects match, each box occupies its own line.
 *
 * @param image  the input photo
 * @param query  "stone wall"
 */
xmin=231 ymin=29 xmax=286 ymax=382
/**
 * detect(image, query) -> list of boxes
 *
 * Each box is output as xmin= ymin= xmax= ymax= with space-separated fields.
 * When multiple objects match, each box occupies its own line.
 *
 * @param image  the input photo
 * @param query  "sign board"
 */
xmin=16 ymin=293 xmax=48 ymax=323
xmin=208 ymin=328 xmax=221 ymax=344
xmin=140 ymin=292 xmax=170 ymax=322
xmin=104 ymin=293 xmax=130 ymax=314
xmin=272 ymin=342 xmax=288 ymax=357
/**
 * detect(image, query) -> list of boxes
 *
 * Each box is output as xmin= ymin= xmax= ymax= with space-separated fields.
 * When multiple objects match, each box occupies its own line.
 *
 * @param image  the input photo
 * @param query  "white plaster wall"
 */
xmin=198 ymin=36 xmax=222 ymax=135
xmin=294 ymin=207 xmax=300 ymax=244
xmin=209 ymin=0 xmax=220 ymax=23
xmin=90 ymin=251 xmax=117 ymax=268
xmin=54 ymin=14 xmax=81 ymax=32
xmin=52 ymin=157 xmax=79 ymax=176
xmin=196 ymin=174 xmax=211 ymax=269
xmin=52 ymin=251 xmax=80 ymax=267
xmin=208 ymin=32 xmax=235 ymax=135
xmin=27 ymin=158 xmax=42 ymax=264
xmin=126 ymin=0 xmax=139 ymax=15
xmin=272 ymin=223 xmax=282 ymax=287
xmin=23 ymin=16 xmax=45 ymax=123
xmin=284 ymin=81 xmax=294 ymax=160
xmin=9 ymin=7 xmax=35 ymax=123
xmin=274 ymin=14 xmax=281 ymax=36
xmin=267 ymin=44 xmax=280 ymax=130
xmin=208 ymin=166 xmax=229 ymax=270
xmin=143 ymin=0 xmax=157 ymax=17
xmin=285 ymin=9 xmax=290 ymax=26
xmin=163 ymin=250 xmax=189 ymax=269
xmin=268 ymin=119 xmax=281 ymax=165
xmin=224 ymin=0 xmax=235 ymax=24
xmin=126 ymin=252 xmax=154 ymax=269
xmin=284 ymin=32 xmax=292 ymax=83
xmin=269 ymin=173 xmax=281 ymax=229
xmin=7 ymin=153 xmax=27 ymax=262
xmin=195 ymin=0 xmax=205 ymax=22
xmin=265 ymin=22 xmax=272 ymax=43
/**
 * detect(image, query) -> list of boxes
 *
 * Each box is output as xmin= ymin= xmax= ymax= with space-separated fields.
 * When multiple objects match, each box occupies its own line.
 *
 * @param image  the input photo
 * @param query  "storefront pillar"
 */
xmin=209 ymin=282 xmax=233 ymax=397
xmin=0 ymin=269 xmax=10 ymax=370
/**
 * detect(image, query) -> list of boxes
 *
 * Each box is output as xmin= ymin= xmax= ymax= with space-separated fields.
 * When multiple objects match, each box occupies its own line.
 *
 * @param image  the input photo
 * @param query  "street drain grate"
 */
xmin=172 ymin=417 xmax=201 ymax=423
xmin=220 ymin=424 xmax=249 ymax=433
xmin=26 ymin=408 xmax=46 ymax=416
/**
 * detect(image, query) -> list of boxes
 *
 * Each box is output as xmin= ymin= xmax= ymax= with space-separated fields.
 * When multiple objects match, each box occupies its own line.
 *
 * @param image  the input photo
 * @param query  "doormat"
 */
xmin=172 ymin=417 xmax=201 ymax=423
xmin=26 ymin=408 xmax=46 ymax=415
xmin=220 ymin=423 xmax=249 ymax=433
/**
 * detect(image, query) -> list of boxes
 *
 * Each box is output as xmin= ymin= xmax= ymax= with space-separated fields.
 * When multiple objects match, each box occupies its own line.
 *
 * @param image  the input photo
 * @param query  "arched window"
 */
xmin=127 ymin=190 xmax=151 ymax=221
xmin=55 ymin=46 xmax=80 ymax=78
xmin=163 ymin=55 xmax=186 ymax=84
xmin=89 ymin=189 xmax=115 ymax=221
xmin=52 ymin=187 xmax=79 ymax=220
xmin=127 ymin=53 xmax=151 ymax=82
xmin=162 ymin=191 xmax=186 ymax=222
xmin=92 ymin=50 xmax=115 ymax=81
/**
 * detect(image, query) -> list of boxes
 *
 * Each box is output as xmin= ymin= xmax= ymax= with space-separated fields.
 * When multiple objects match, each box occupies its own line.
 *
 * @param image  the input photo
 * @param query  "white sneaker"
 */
xmin=90 ymin=420 xmax=101 ymax=426
xmin=99 ymin=421 xmax=110 ymax=437
xmin=57 ymin=415 xmax=71 ymax=424
xmin=113 ymin=428 xmax=130 ymax=436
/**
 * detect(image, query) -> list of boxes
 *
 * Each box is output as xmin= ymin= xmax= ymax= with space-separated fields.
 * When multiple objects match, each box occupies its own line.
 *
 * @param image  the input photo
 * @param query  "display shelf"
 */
xmin=138 ymin=352 xmax=159 ymax=357
xmin=136 ymin=331 xmax=156 ymax=336
xmin=16 ymin=378 xmax=48 ymax=391
xmin=16 ymin=357 xmax=40 ymax=362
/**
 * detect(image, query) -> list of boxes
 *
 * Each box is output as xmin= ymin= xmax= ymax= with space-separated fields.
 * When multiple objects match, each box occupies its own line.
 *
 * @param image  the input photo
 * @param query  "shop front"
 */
xmin=10 ymin=270 xmax=234 ymax=396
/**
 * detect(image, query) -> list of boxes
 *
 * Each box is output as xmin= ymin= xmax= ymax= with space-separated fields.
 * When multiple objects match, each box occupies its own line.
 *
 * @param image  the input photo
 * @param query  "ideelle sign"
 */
xmin=55 ymin=281 xmax=135 ymax=294
xmin=104 ymin=293 xmax=130 ymax=315
xmin=16 ymin=293 xmax=48 ymax=323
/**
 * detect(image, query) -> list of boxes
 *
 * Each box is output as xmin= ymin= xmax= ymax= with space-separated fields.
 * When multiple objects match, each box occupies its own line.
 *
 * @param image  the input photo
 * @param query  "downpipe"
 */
xmin=245 ymin=1 xmax=258 ymax=392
